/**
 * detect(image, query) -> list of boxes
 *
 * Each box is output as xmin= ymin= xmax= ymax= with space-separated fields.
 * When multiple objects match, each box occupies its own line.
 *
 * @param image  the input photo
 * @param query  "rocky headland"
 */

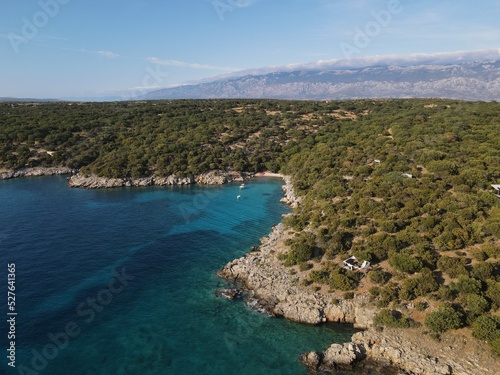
xmin=218 ymin=222 xmax=377 ymax=327
xmin=67 ymin=170 xmax=251 ymax=189
xmin=0 ymin=167 xmax=77 ymax=180
xmin=218 ymin=177 xmax=499 ymax=375
xmin=299 ymin=327 xmax=497 ymax=375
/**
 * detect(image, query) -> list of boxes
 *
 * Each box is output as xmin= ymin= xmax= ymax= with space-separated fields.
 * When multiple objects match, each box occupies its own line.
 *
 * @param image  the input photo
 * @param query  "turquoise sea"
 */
xmin=0 ymin=176 xmax=357 ymax=375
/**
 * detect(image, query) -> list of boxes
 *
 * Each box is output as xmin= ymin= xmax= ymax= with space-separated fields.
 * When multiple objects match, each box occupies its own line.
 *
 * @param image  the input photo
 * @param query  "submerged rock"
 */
xmin=299 ymin=351 xmax=321 ymax=370
xmin=215 ymin=288 xmax=242 ymax=300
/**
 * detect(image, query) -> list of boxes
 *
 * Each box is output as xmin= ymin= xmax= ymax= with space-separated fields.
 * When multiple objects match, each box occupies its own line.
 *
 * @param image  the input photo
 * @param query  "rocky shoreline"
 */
xmin=218 ymin=222 xmax=377 ymax=327
xmin=299 ymin=327 xmax=497 ymax=375
xmin=279 ymin=175 xmax=302 ymax=208
xmin=0 ymin=168 xmax=273 ymax=189
xmin=0 ymin=167 xmax=77 ymax=180
xmin=218 ymin=177 xmax=498 ymax=375
xmin=67 ymin=170 xmax=252 ymax=189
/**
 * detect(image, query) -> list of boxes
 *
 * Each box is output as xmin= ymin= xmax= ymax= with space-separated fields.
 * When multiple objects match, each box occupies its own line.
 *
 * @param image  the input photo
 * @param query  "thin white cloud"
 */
xmin=235 ymin=0 xmax=256 ymax=8
xmin=96 ymin=50 xmax=119 ymax=59
xmin=199 ymin=48 xmax=500 ymax=81
xmin=207 ymin=0 xmax=257 ymax=8
xmin=147 ymin=57 xmax=239 ymax=71
xmin=125 ymin=83 xmax=182 ymax=91
xmin=0 ymin=33 xmax=28 ymax=43
xmin=55 ymin=46 xmax=120 ymax=59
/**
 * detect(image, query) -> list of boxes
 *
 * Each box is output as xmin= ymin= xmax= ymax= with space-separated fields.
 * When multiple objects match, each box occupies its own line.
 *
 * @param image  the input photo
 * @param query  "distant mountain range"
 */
xmin=0 ymin=97 xmax=59 ymax=102
xmin=143 ymin=60 xmax=500 ymax=101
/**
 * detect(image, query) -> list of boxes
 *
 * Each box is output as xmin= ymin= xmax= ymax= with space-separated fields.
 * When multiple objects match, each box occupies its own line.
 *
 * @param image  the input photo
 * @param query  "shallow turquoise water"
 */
xmin=0 ymin=176 xmax=356 ymax=374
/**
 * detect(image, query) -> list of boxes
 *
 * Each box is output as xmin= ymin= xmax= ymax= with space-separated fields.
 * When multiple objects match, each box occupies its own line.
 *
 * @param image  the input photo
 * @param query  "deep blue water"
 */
xmin=0 ymin=176 xmax=356 ymax=375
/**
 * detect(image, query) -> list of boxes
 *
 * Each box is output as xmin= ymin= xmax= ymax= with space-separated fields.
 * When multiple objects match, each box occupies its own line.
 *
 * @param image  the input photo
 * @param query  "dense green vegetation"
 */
xmin=0 ymin=100 xmax=293 ymax=177
xmin=1 ymin=98 xmax=499 ymax=351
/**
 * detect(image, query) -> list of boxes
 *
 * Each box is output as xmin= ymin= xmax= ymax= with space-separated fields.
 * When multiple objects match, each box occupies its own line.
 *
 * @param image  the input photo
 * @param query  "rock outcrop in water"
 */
xmin=0 ymin=167 xmax=77 ymax=180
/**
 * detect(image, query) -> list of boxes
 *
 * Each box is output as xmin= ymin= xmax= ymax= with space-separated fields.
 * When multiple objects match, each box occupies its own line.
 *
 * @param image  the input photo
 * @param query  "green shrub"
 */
xmin=436 ymin=285 xmax=456 ymax=301
xmin=284 ymin=232 xmax=320 ymax=266
xmin=470 ymin=262 xmax=495 ymax=281
xmin=425 ymin=303 xmax=464 ymax=333
xmin=451 ymin=275 xmax=483 ymax=294
xmin=484 ymin=220 xmax=500 ymax=239
xmin=373 ymin=309 xmax=415 ymax=328
xmin=471 ymin=315 xmax=500 ymax=342
xmin=301 ymin=279 xmax=312 ymax=287
xmin=473 ymin=251 xmax=488 ymax=261
xmin=380 ymin=220 xmax=397 ymax=233
xmin=309 ymin=269 xmax=330 ymax=284
xmin=377 ymin=283 xmax=400 ymax=307
xmin=364 ymin=233 xmax=397 ymax=261
xmin=482 ymin=244 xmax=500 ymax=259
xmin=486 ymin=281 xmax=500 ymax=308
xmin=368 ymin=269 xmax=391 ymax=285
xmin=343 ymin=292 xmax=355 ymax=300
xmin=325 ymin=231 xmax=353 ymax=258
xmin=415 ymin=301 xmax=428 ymax=311
xmin=389 ymin=253 xmax=423 ymax=274
xmin=284 ymin=244 xmax=313 ymax=266
xmin=401 ymin=268 xmax=439 ymax=300
xmin=400 ymin=278 xmax=419 ymax=300
xmin=437 ymin=256 xmax=469 ymax=278
xmin=415 ymin=243 xmax=440 ymax=270
xmin=329 ymin=270 xmax=359 ymax=291
xmin=352 ymin=248 xmax=374 ymax=263
xmin=462 ymin=294 xmax=490 ymax=315
xmin=414 ymin=268 xmax=439 ymax=296
xmin=491 ymin=338 xmax=500 ymax=356
xmin=299 ymin=262 xmax=313 ymax=272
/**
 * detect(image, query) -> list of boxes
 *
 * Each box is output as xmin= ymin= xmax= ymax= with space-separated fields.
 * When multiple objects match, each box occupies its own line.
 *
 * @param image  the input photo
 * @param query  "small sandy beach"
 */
xmin=255 ymin=171 xmax=284 ymax=178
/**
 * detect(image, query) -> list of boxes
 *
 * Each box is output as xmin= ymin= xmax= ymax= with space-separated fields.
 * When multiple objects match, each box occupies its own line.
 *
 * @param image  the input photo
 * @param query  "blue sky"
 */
xmin=1 ymin=0 xmax=500 ymax=99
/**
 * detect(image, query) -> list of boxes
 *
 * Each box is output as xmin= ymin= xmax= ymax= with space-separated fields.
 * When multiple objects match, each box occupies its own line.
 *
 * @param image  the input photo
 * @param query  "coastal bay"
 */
xmin=0 ymin=176 xmax=357 ymax=375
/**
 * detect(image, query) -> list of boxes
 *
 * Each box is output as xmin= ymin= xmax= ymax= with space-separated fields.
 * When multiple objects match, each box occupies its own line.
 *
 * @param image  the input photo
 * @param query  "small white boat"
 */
xmin=240 ymin=183 xmax=246 ymax=189
xmin=237 ymin=195 xmax=241 ymax=200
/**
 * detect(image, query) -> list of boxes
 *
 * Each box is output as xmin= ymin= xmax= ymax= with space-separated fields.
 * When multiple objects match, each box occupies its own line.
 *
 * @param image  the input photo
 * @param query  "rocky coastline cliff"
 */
xmin=218 ymin=176 xmax=499 ymax=375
